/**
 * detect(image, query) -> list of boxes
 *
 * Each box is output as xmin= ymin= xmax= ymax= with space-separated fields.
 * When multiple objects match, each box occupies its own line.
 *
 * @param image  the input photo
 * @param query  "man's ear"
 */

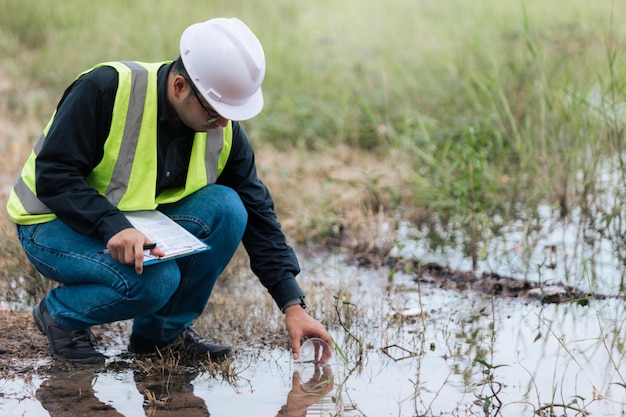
xmin=171 ymin=74 xmax=187 ymax=99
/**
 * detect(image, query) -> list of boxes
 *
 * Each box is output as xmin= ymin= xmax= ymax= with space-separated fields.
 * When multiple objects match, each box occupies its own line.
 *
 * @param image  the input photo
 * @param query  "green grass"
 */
xmin=2 ymin=0 xmax=626 ymax=274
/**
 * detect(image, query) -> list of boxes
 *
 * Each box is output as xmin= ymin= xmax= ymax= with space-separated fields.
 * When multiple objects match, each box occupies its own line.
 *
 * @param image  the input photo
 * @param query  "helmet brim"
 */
xmin=205 ymin=86 xmax=264 ymax=121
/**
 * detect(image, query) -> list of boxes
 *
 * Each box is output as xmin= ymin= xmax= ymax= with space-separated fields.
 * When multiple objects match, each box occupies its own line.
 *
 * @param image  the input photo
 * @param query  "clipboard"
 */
xmin=122 ymin=210 xmax=210 ymax=265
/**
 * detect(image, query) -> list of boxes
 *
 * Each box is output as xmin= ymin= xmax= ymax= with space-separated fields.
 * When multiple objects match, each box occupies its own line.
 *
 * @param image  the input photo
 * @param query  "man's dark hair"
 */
xmin=171 ymin=57 xmax=188 ymax=77
xmin=171 ymin=57 xmax=194 ymax=100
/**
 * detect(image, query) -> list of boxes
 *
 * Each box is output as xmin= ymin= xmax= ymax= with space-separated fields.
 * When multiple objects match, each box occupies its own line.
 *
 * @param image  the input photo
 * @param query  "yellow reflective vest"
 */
xmin=7 ymin=61 xmax=233 ymax=225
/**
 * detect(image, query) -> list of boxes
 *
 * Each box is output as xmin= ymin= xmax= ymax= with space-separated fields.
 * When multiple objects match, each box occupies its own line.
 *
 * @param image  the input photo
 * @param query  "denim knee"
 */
xmin=216 ymin=186 xmax=248 ymax=235
xmin=126 ymin=264 xmax=181 ymax=313
xmin=161 ymin=184 xmax=248 ymax=241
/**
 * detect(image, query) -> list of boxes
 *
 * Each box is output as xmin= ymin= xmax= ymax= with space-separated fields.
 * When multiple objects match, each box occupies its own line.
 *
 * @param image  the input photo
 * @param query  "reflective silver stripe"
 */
xmin=14 ymin=176 xmax=51 ymax=213
xmin=205 ymin=128 xmax=224 ymax=183
xmin=13 ymin=132 xmax=50 ymax=213
xmin=33 ymin=133 xmax=46 ymax=155
xmin=105 ymin=61 xmax=148 ymax=205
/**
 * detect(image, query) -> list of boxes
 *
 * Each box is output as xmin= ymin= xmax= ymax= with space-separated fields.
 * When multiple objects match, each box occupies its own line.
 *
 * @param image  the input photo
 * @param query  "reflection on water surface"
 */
xmin=2 ymin=230 xmax=626 ymax=416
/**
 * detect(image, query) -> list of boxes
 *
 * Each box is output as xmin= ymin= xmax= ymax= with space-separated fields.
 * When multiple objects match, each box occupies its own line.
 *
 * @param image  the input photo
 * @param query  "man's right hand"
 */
xmin=106 ymin=228 xmax=165 ymax=274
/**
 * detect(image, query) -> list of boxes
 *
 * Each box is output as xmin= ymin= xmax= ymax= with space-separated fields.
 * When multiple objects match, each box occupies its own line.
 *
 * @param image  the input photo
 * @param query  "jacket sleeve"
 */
xmin=217 ymin=122 xmax=305 ymax=309
xmin=34 ymin=67 xmax=133 ymax=242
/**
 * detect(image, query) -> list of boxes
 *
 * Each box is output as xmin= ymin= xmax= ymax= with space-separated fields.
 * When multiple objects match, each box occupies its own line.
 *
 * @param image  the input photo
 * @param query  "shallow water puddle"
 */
xmin=2 ymin=248 xmax=626 ymax=416
xmin=3 ymin=292 xmax=625 ymax=416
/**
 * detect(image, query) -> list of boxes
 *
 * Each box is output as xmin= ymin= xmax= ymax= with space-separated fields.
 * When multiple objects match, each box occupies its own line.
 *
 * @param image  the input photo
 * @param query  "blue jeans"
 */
xmin=17 ymin=184 xmax=247 ymax=342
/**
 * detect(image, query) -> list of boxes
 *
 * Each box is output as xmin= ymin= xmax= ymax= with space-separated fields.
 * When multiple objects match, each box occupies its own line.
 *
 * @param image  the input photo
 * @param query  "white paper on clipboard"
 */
xmin=122 ymin=210 xmax=210 ymax=265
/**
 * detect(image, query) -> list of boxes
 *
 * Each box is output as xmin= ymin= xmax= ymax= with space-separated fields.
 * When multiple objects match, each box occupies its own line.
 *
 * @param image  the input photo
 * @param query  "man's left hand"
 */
xmin=284 ymin=305 xmax=332 ymax=360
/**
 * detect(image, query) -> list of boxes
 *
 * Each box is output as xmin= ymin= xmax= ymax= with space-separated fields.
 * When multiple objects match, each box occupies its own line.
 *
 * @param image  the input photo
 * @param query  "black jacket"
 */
xmin=34 ymin=62 xmax=303 ymax=308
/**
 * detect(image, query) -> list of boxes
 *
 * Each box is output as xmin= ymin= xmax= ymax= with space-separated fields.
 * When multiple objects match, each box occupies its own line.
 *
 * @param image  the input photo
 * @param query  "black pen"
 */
xmin=98 ymin=242 xmax=157 ymax=254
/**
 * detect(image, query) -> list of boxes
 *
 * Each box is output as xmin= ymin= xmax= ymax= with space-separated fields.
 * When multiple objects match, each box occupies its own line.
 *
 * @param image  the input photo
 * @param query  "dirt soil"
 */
xmin=390 ymin=258 xmax=611 ymax=304
xmin=0 ymin=309 xmax=47 ymax=363
xmin=0 ymin=310 xmax=133 ymax=375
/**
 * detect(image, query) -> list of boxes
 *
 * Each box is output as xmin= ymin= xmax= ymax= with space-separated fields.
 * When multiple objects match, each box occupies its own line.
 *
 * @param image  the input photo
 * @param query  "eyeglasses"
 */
xmin=183 ymin=76 xmax=222 ymax=123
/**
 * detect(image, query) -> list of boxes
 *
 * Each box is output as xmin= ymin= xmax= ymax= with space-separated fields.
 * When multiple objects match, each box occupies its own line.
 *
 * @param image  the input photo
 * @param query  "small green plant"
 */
xmin=332 ymin=294 xmax=364 ymax=368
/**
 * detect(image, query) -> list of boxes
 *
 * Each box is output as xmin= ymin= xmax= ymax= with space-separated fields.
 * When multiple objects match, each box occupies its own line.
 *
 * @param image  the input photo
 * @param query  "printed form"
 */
xmin=123 ymin=210 xmax=210 ymax=265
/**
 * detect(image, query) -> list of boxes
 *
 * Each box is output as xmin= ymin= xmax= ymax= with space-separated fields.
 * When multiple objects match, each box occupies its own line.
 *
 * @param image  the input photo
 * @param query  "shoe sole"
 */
xmin=33 ymin=301 xmax=105 ymax=366
xmin=209 ymin=347 xmax=232 ymax=362
xmin=128 ymin=343 xmax=232 ymax=363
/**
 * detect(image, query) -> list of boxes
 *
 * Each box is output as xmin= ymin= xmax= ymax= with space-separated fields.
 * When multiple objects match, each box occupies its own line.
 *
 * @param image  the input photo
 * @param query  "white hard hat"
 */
xmin=180 ymin=18 xmax=265 ymax=121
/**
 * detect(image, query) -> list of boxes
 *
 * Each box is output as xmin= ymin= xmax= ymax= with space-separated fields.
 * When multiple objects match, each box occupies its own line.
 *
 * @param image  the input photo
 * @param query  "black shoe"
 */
xmin=33 ymin=298 xmax=105 ymax=365
xmin=128 ymin=327 xmax=232 ymax=362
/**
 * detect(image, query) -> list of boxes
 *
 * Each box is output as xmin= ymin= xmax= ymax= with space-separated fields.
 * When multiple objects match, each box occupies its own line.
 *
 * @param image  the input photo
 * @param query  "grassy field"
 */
xmin=3 ymin=3 xmax=626 ymax=415
xmin=1 ymin=0 xmax=626 ymax=286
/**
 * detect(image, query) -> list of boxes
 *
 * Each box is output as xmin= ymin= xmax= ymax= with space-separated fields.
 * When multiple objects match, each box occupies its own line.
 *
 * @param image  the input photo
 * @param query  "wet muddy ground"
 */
xmin=2 ymin=245 xmax=626 ymax=416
